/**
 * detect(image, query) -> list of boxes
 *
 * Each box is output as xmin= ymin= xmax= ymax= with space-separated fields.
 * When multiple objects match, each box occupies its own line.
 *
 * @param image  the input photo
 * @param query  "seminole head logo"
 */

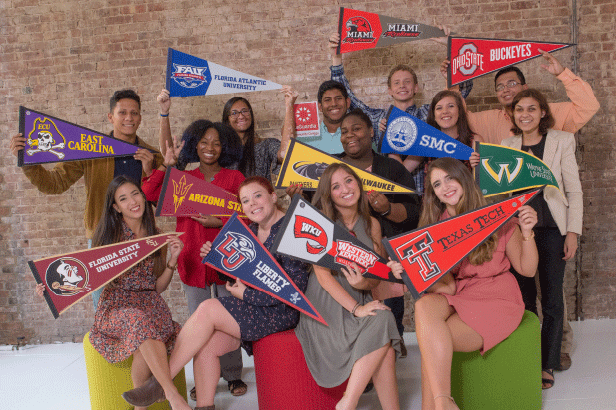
xmin=171 ymin=63 xmax=211 ymax=89
xmin=172 ymin=175 xmax=193 ymax=213
xmin=292 ymin=161 xmax=330 ymax=181
xmin=293 ymin=215 xmax=328 ymax=255
xmin=386 ymin=116 xmax=418 ymax=152
xmin=26 ymin=116 xmax=67 ymax=159
xmin=343 ymin=16 xmax=376 ymax=44
xmin=45 ymin=257 xmax=90 ymax=296
xmin=215 ymin=232 xmax=257 ymax=271
xmin=481 ymin=157 xmax=523 ymax=185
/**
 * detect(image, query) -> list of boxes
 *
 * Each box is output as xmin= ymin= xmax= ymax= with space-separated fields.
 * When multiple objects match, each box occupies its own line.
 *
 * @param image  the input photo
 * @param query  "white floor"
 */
xmin=1 ymin=319 xmax=615 ymax=410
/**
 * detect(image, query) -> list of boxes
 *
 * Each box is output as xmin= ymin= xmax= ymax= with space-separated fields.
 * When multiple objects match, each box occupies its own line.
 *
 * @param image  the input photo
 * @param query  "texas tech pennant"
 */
xmin=383 ymin=188 xmax=543 ymax=298
xmin=337 ymin=7 xmax=448 ymax=54
xmin=202 ymin=213 xmax=327 ymax=325
xmin=18 ymin=106 xmax=157 ymax=166
xmin=29 ymin=232 xmax=180 ymax=318
xmin=270 ymin=195 xmax=402 ymax=284
xmin=447 ymin=37 xmax=574 ymax=87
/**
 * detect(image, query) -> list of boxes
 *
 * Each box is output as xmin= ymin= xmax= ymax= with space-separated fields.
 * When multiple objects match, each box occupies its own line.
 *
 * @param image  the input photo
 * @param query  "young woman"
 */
xmin=502 ymin=88 xmax=583 ymax=390
xmin=389 ymin=158 xmax=539 ymax=410
xmin=122 ymin=176 xmax=311 ymax=410
xmin=37 ymin=176 xmax=185 ymax=410
xmin=294 ymin=163 xmax=401 ymax=410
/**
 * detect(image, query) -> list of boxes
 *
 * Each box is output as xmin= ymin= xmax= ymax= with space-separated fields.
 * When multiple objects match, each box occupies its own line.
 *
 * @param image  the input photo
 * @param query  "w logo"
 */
xmin=482 ymin=157 xmax=523 ymax=184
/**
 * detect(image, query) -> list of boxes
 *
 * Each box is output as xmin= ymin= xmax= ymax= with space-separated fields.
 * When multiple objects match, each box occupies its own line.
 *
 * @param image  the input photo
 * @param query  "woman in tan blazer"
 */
xmin=501 ymin=89 xmax=583 ymax=390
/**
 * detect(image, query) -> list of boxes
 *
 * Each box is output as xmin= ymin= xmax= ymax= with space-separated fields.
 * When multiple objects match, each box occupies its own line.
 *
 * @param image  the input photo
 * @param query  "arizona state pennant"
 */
xmin=203 ymin=213 xmax=327 ymax=325
xmin=383 ymin=188 xmax=543 ymax=298
xmin=29 ymin=232 xmax=181 ymax=318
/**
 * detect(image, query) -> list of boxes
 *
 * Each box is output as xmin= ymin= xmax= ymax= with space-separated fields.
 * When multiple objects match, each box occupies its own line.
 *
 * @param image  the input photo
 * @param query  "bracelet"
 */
xmin=380 ymin=202 xmax=392 ymax=217
xmin=160 ymin=113 xmax=169 ymax=117
xmin=351 ymin=302 xmax=361 ymax=316
xmin=166 ymin=260 xmax=177 ymax=270
xmin=522 ymin=231 xmax=535 ymax=241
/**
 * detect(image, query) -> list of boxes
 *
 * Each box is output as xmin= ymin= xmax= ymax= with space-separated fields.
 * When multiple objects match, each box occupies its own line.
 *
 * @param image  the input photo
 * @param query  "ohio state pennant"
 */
xmin=448 ymin=37 xmax=574 ymax=87
xmin=203 ymin=213 xmax=327 ymax=325
xmin=383 ymin=188 xmax=543 ymax=298
xmin=18 ymin=106 xmax=157 ymax=166
xmin=337 ymin=7 xmax=448 ymax=54
xmin=29 ymin=232 xmax=181 ymax=318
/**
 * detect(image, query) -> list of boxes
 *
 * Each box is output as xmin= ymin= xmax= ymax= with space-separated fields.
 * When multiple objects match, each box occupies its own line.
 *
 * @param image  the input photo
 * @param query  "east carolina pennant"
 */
xmin=203 ymin=213 xmax=327 ymax=325
xmin=337 ymin=7 xmax=448 ymax=54
xmin=447 ymin=37 xmax=574 ymax=87
xmin=275 ymin=139 xmax=415 ymax=194
xmin=28 ymin=232 xmax=180 ymax=318
xmin=270 ymin=195 xmax=402 ymax=284
xmin=380 ymin=106 xmax=474 ymax=160
xmin=166 ymin=48 xmax=282 ymax=97
xmin=475 ymin=143 xmax=561 ymax=198
xmin=154 ymin=167 xmax=244 ymax=218
xmin=383 ymin=188 xmax=543 ymax=298
xmin=18 ymin=106 xmax=157 ymax=167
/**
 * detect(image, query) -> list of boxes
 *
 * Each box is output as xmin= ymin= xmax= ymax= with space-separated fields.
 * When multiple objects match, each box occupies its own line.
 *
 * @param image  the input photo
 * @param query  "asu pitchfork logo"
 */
xmin=482 ymin=157 xmax=524 ymax=184
xmin=398 ymin=232 xmax=440 ymax=282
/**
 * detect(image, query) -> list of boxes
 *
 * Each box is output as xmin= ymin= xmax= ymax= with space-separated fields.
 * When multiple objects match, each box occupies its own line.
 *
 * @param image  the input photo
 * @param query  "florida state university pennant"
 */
xmin=18 ymin=106 xmax=157 ymax=166
xmin=447 ymin=37 xmax=574 ymax=87
xmin=337 ymin=7 xmax=448 ymax=54
xmin=202 ymin=213 xmax=327 ymax=325
xmin=270 ymin=195 xmax=402 ymax=284
xmin=383 ymin=188 xmax=543 ymax=298
xmin=29 ymin=233 xmax=180 ymax=318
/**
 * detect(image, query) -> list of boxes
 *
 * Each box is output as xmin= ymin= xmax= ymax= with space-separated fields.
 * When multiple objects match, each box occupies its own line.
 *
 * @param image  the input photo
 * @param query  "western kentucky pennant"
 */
xmin=18 ymin=106 xmax=157 ymax=166
xmin=270 ymin=195 xmax=402 ymax=284
xmin=275 ymin=139 xmax=415 ymax=194
xmin=29 ymin=233 xmax=180 ymax=318
xmin=337 ymin=7 xmax=448 ymax=54
xmin=154 ymin=167 xmax=244 ymax=218
xmin=166 ymin=48 xmax=282 ymax=97
xmin=203 ymin=213 xmax=326 ymax=325
xmin=380 ymin=106 xmax=474 ymax=159
xmin=475 ymin=143 xmax=561 ymax=198
xmin=383 ymin=188 xmax=543 ymax=298
xmin=447 ymin=37 xmax=574 ymax=87
xmin=294 ymin=101 xmax=321 ymax=138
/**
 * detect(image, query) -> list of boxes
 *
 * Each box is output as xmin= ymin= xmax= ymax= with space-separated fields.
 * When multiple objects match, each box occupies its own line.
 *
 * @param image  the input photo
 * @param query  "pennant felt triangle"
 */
xmin=380 ymin=106 xmax=474 ymax=160
xmin=18 ymin=106 xmax=158 ymax=167
xmin=166 ymin=48 xmax=282 ymax=97
xmin=337 ymin=7 xmax=448 ymax=54
xmin=382 ymin=188 xmax=543 ymax=298
xmin=447 ymin=37 xmax=574 ymax=87
xmin=28 ymin=232 xmax=181 ymax=318
xmin=270 ymin=195 xmax=402 ymax=284
xmin=275 ymin=139 xmax=415 ymax=194
xmin=202 ymin=213 xmax=327 ymax=325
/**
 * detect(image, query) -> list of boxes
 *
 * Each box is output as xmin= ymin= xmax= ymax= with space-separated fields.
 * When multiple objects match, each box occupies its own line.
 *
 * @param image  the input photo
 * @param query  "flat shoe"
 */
xmin=542 ymin=369 xmax=555 ymax=390
xmin=228 ymin=379 xmax=247 ymax=396
xmin=122 ymin=375 xmax=165 ymax=407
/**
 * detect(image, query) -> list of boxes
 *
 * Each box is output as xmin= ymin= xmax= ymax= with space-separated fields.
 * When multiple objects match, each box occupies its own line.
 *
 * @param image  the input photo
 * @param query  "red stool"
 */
xmin=252 ymin=329 xmax=348 ymax=410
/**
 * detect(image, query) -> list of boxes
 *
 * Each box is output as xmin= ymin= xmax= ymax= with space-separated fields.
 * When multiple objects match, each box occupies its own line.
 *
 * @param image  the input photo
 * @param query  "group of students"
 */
xmin=14 ymin=28 xmax=599 ymax=410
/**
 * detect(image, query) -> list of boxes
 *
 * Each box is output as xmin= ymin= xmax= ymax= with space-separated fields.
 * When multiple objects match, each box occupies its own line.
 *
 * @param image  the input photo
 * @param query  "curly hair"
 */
xmin=175 ymin=120 xmax=243 ymax=170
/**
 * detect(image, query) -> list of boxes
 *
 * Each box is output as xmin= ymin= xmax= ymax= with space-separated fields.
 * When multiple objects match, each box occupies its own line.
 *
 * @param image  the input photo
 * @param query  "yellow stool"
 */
xmin=83 ymin=332 xmax=187 ymax=410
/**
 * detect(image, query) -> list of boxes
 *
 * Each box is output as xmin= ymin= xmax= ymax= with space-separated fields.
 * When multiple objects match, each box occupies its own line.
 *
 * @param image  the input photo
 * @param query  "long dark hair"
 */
xmin=426 ymin=90 xmax=473 ymax=147
xmin=510 ymin=88 xmax=555 ymax=136
xmin=175 ymin=120 xmax=243 ymax=170
xmin=222 ymin=97 xmax=257 ymax=176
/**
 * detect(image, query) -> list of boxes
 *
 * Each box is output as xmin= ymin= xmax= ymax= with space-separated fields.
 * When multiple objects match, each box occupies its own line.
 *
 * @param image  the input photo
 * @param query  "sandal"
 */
xmin=542 ymin=369 xmax=555 ymax=390
xmin=190 ymin=386 xmax=197 ymax=401
xmin=228 ymin=379 xmax=247 ymax=396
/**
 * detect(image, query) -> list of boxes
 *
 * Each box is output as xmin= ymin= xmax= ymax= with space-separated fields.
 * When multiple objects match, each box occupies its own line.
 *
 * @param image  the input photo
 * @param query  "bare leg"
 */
xmin=420 ymin=356 xmax=435 ymax=410
xmin=131 ymin=350 xmax=152 ymax=410
xmin=371 ymin=346 xmax=400 ymax=410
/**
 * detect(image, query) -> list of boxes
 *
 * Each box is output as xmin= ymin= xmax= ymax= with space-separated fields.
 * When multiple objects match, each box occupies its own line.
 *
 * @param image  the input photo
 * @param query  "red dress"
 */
xmin=89 ymin=223 xmax=181 ymax=363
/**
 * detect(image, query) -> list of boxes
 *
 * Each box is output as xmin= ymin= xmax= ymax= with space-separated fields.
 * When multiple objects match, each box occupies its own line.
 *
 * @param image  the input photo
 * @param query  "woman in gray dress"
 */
xmin=295 ymin=163 xmax=401 ymax=410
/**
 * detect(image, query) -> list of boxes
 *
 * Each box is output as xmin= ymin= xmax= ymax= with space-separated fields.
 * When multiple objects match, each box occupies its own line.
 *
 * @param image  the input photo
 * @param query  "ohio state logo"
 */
xmin=398 ymin=232 xmax=441 ymax=281
xmin=293 ymin=215 xmax=328 ymax=254
xmin=451 ymin=43 xmax=485 ymax=76
xmin=343 ymin=16 xmax=376 ymax=44
xmin=382 ymin=23 xmax=420 ymax=38
xmin=215 ymin=232 xmax=256 ymax=271
xmin=171 ymin=63 xmax=211 ymax=88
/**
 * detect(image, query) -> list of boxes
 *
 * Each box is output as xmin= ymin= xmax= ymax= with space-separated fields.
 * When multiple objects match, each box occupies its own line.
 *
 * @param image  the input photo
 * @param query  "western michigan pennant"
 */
xmin=475 ymin=143 xmax=561 ymax=198
xmin=154 ymin=167 xmax=244 ymax=218
xmin=275 ymin=139 xmax=415 ymax=194
xmin=337 ymin=7 xmax=448 ymax=54
xmin=166 ymin=48 xmax=282 ymax=97
xmin=380 ymin=106 xmax=474 ymax=159
xmin=447 ymin=37 xmax=574 ymax=87
xmin=18 ymin=106 xmax=157 ymax=167
xmin=270 ymin=195 xmax=402 ymax=284
xmin=203 ymin=213 xmax=327 ymax=325
xmin=383 ymin=188 xmax=543 ymax=298
xmin=28 ymin=232 xmax=181 ymax=318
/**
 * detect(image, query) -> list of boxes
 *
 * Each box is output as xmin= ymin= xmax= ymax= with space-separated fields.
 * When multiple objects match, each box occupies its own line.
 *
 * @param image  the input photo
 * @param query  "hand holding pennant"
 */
xmin=382 ymin=188 xmax=543 ymax=298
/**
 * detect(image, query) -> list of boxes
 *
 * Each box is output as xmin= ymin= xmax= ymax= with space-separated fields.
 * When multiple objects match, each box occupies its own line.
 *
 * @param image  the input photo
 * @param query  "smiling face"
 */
xmin=329 ymin=168 xmax=361 ymax=210
xmin=227 ymin=100 xmax=252 ymax=136
xmin=388 ymin=69 xmax=419 ymax=104
xmin=513 ymin=97 xmax=545 ymax=136
xmin=107 ymin=98 xmax=141 ymax=141
xmin=239 ymin=182 xmax=278 ymax=225
xmin=319 ymin=89 xmax=350 ymax=125
xmin=196 ymin=127 xmax=222 ymax=166
xmin=430 ymin=167 xmax=464 ymax=215
xmin=495 ymin=71 xmax=527 ymax=108
xmin=340 ymin=115 xmax=373 ymax=159
xmin=112 ymin=182 xmax=146 ymax=222
xmin=433 ymin=95 xmax=460 ymax=134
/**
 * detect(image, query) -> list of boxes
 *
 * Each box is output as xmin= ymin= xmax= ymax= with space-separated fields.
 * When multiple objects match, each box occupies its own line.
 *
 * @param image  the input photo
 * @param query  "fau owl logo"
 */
xmin=171 ymin=63 xmax=209 ymax=88
xmin=215 ymin=232 xmax=257 ymax=271
xmin=398 ymin=232 xmax=441 ymax=281
xmin=293 ymin=215 xmax=328 ymax=255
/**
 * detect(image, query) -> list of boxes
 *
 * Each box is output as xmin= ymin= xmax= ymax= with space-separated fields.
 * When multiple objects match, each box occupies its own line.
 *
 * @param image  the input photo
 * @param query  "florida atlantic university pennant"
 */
xmin=380 ymin=106 xmax=474 ymax=159
xmin=154 ymin=167 xmax=244 ymax=218
xmin=475 ymin=143 xmax=561 ymax=198
xmin=447 ymin=37 xmax=574 ymax=87
xmin=18 ymin=106 xmax=157 ymax=166
xmin=337 ymin=7 xmax=448 ymax=54
xmin=270 ymin=195 xmax=401 ymax=284
xmin=275 ymin=139 xmax=415 ymax=194
xmin=28 ymin=233 xmax=180 ymax=318
xmin=166 ymin=48 xmax=282 ymax=97
xmin=383 ymin=188 xmax=543 ymax=298
xmin=203 ymin=213 xmax=327 ymax=325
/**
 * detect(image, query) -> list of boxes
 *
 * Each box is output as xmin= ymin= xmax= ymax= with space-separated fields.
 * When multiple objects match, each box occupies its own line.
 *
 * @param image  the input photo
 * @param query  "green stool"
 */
xmin=451 ymin=310 xmax=541 ymax=410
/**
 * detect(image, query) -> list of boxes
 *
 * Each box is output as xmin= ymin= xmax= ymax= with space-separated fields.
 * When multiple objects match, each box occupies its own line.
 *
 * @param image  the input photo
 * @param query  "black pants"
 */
xmin=384 ymin=296 xmax=405 ymax=337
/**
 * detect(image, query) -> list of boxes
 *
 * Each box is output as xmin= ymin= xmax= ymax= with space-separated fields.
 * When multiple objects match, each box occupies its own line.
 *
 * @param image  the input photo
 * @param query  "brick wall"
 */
xmin=1 ymin=0 xmax=614 ymax=344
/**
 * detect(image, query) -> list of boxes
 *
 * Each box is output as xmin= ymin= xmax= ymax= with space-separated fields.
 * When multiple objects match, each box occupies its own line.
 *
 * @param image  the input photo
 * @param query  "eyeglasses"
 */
xmin=495 ymin=80 xmax=520 ymax=92
xmin=229 ymin=108 xmax=251 ymax=118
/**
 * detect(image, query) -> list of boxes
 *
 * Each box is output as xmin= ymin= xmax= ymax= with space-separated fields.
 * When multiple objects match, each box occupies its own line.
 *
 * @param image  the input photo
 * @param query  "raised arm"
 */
xmin=279 ymin=85 xmax=299 ymax=161
xmin=157 ymin=89 xmax=173 ymax=157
